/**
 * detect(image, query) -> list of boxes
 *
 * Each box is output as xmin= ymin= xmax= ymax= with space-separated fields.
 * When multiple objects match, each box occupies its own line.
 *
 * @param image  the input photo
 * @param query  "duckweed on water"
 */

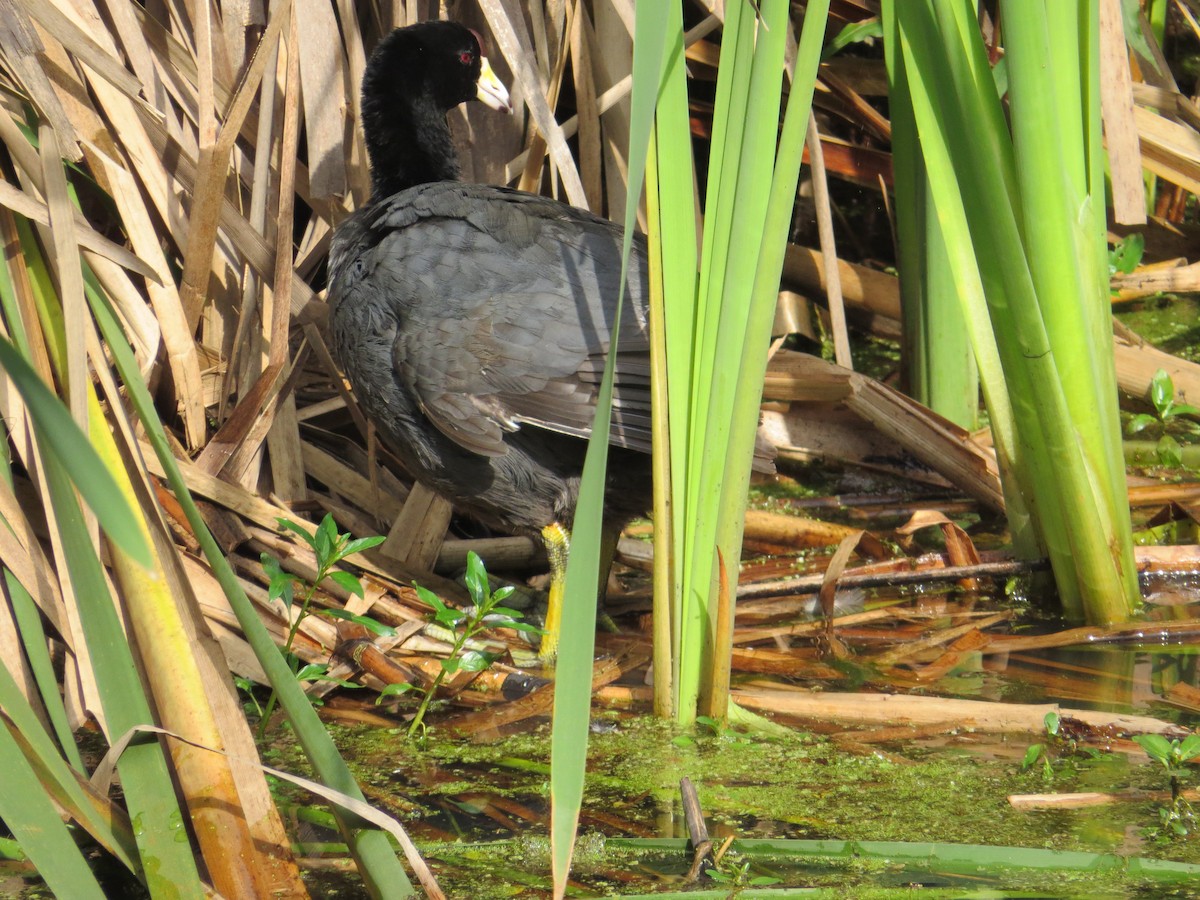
xmin=319 ymin=717 xmax=1200 ymax=860
xmin=255 ymin=716 xmax=1200 ymax=896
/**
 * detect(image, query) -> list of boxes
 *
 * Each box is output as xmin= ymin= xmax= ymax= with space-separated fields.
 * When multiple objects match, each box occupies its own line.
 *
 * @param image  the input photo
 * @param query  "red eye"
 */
xmin=459 ymin=49 xmax=474 ymax=65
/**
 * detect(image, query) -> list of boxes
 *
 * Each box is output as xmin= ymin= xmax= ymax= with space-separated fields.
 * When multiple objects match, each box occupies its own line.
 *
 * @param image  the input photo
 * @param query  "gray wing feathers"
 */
xmin=367 ymin=183 xmax=651 ymax=456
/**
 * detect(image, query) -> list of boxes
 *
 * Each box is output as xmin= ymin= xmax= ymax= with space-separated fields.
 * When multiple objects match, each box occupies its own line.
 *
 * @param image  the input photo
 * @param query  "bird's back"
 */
xmin=327 ymin=181 xmax=654 ymax=534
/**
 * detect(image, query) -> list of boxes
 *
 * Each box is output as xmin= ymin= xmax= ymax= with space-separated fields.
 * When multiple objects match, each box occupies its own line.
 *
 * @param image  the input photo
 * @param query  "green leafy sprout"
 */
xmin=1133 ymin=732 xmax=1200 ymax=838
xmin=400 ymin=550 xmax=543 ymax=739
xmin=1021 ymin=711 xmax=1064 ymax=778
xmin=1108 ymin=232 xmax=1144 ymax=278
xmin=1021 ymin=712 xmax=1106 ymax=778
xmin=705 ymin=856 xmax=781 ymax=892
xmin=1125 ymin=369 xmax=1200 ymax=468
xmin=256 ymin=514 xmax=388 ymax=737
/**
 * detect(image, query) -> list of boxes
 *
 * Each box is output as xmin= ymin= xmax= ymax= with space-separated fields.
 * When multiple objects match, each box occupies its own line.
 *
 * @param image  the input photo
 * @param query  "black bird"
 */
xmin=327 ymin=21 xmax=655 ymax=660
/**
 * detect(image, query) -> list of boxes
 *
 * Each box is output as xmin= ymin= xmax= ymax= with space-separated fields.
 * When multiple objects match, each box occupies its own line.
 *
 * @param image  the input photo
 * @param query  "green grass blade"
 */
xmin=694 ymin=0 xmax=751 ymax=355
xmin=646 ymin=3 xmax=696 ymax=719
xmin=678 ymin=0 xmax=789 ymax=723
xmin=707 ymin=0 xmax=830 ymax=716
xmin=0 ymin=213 xmax=197 ymax=892
xmin=893 ymin=0 xmax=1137 ymax=621
xmin=551 ymin=4 xmax=672 ymax=893
xmin=0 ymin=664 xmax=139 ymax=871
xmin=2 ymin=568 xmax=84 ymax=770
xmin=882 ymin=0 xmax=1035 ymax=552
xmin=37 ymin=450 xmax=204 ymax=895
xmin=901 ymin=0 xmax=1078 ymax=602
xmin=0 ymin=339 xmax=152 ymax=569
xmin=607 ymin=836 xmax=1200 ymax=879
xmin=682 ymin=2 xmax=756 ymax=611
xmin=0 ymin=404 xmax=83 ymax=767
xmin=85 ymin=258 xmax=414 ymax=896
xmin=0 ymin=721 xmax=106 ymax=899
xmin=653 ymin=2 xmax=829 ymax=722
xmin=884 ymin=4 xmax=977 ymax=429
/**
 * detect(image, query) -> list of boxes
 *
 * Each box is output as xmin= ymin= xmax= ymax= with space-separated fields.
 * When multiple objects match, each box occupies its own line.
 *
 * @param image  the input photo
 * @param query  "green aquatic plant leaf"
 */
xmin=0 ymin=338 xmax=153 ymax=569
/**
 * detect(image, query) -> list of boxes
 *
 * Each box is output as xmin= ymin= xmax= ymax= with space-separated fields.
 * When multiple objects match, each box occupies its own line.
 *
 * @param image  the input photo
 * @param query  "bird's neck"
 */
xmin=363 ymin=96 xmax=461 ymax=201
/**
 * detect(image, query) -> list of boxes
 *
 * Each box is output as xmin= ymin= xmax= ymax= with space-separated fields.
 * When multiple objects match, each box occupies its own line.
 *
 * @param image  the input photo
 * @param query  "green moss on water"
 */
xmin=1117 ymin=295 xmax=1200 ymax=363
xmin=326 ymin=717 xmax=1200 ymax=858
xmin=426 ymin=835 xmax=1200 ymax=898
xmin=259 ymin=702 xmax=1200 ymax=895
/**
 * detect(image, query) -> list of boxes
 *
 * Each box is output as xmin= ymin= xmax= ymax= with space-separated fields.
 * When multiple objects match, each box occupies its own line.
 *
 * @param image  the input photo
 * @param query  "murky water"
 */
xmin=278 ymin=572 xmax=1200 ymax=897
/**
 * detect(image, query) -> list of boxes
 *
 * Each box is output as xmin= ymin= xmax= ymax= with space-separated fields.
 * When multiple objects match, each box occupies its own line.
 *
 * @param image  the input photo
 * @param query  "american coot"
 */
xmin=327 ymin=21 xmax=655 ymax=661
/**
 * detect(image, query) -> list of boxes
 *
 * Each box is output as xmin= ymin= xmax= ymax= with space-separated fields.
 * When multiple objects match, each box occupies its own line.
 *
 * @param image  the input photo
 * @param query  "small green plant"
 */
xmin=233 ymin=675 xmax=263 ymax=718
xmin=403 ymin=551 xmax=542 ymax=739
xmin=696 ymin=716 xmax=752 ymax=745
xmin=1021 ymin=712 xmax=1106 ymax=778
xmin=1021 ymin=711 xmax=1064 ymax=778
xmin=257 ymin=514 xmax=387 ymax=737
xmin=705 ymin=855 xmax=781 ymax=895
xmin=1126 ymin=369 xmax=1200 ymax=467
xmin=1134 ymin=732 xmax=1200 ymax=837
xmin=1108 ymin=232 xmax=1145 ymax=278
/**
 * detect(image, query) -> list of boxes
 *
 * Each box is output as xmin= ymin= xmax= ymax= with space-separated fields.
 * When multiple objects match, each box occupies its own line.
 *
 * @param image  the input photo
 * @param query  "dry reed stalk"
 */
xmin=732 ymin=688 xmax=1183 ymax=736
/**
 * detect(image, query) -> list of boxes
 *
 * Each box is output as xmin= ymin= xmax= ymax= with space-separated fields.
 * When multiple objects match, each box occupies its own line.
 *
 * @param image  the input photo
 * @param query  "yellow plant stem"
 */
xmin=539 ymin=522 xmax=571 ymax=663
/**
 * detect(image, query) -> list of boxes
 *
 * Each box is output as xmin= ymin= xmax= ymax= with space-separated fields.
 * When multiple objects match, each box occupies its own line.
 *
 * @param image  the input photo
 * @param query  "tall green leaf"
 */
xmin=550 ymin=4 xmax=673 ymax=894
xmin=85 ymin=261 xmax=415 ymax=897
xmin=0 ymin=340 xmax=152 ymax=569
xmin=0 ymin=721 xmax=106 ymax=899
xmin=886 ymin=0 xmax=1138 ymax=622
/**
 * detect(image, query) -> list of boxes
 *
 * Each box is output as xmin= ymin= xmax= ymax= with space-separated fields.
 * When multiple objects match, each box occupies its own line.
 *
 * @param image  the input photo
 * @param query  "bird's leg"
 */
xmin=538 ymin=523 xmax=571 ymax=663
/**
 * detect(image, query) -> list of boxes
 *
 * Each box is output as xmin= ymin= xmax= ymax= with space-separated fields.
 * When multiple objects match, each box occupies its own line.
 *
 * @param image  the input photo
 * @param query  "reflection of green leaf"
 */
xmin=0 ymin=338 xmax=153 ymax=568
xmin=1157 ymin=434 xmax=1182 ymax=468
